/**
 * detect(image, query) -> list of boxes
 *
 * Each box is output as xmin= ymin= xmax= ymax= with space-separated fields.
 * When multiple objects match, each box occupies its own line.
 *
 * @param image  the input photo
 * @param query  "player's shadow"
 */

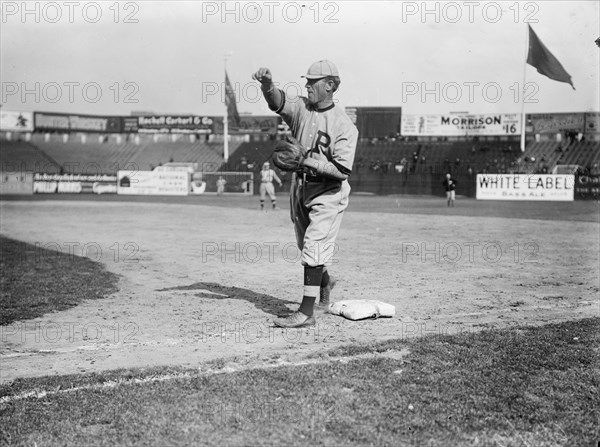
xmin=155 ymin=282 xmax=296 ymax=317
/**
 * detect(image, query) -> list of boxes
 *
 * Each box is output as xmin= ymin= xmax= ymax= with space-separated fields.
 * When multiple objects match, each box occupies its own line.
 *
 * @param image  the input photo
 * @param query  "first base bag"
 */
xmin=328 ymin=300 xmax=395 ymax=320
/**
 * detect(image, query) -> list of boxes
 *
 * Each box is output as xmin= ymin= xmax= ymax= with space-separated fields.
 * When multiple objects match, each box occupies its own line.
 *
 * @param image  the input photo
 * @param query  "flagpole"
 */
xmin=223 ymin=54 xmax=229 ymax=163
xmin=520 ymin=24 xmax=528 ymax=153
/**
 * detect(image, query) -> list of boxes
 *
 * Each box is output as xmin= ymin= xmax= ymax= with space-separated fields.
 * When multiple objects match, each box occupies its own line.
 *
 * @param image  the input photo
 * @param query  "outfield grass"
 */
xmin=0 ymin=236 xmax=119 ymax=325
xmin=1 ymin=318 xmax=597 ymax=446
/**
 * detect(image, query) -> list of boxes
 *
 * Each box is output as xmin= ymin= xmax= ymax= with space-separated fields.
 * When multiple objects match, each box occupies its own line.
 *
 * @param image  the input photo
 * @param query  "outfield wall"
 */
xmin=347 ymin=172 xmax=477 ymax=197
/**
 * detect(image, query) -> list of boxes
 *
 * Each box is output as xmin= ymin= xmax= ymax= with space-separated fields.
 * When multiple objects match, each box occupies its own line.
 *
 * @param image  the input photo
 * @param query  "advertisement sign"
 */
xmin=526 ymin=113 xmax=585 ymax=135
xmin=34 ymin=112 xmax=122 ymax=133
xmin=136 ymin=115 xmax=214 ymax=134
xmin=584 ymin=112 xmax=600 ymax=134
xmin=401 ymin=114 xmax=521 ymax=136
xmin=117 ymin=170 xmax=189 ymax=195
xmin=0 ymin=111 xmax=34 ymax=132
xmin=476 ymin=174 xmax=574 ymax=201
xmin=0 ymin=171 xmax=33 ymax=194
xmin=122 ymin=117 xmax=139 ymax=133
xmin=574 ymin=174 xmax=600 ymax=200
xmin=33 ymin=173 xmax=117 ymax=194
xmin=213 ymin=115 xmax=280 ymax=134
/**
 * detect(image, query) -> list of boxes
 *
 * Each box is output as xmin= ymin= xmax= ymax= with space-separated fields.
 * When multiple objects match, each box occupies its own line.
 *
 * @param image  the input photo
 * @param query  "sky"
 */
xmin=1 ymin=1 xmax=598 ymax=117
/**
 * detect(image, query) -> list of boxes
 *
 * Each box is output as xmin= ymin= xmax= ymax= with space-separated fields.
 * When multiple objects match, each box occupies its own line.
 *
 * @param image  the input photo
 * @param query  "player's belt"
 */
xmin=304 ymin=174 xmax=325 ymax=183
xmin=304 ymin=174 xmax=342 ymax=184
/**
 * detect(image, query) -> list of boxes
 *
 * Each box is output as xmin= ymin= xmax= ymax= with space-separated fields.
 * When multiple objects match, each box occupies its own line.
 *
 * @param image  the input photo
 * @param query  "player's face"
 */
xmin=305 ymin=78 xmax=328 ymax=105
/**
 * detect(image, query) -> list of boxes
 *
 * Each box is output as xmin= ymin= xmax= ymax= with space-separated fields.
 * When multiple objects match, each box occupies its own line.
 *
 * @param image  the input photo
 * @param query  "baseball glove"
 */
xmin=272 ymin=136 xmax=306 ymax=171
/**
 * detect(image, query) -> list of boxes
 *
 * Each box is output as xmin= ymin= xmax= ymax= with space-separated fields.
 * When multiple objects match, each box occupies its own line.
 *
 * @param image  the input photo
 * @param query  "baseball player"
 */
xmin=252 ymin=60 xmax=358 ymax=328
xmin=259 ymin=161 xmax=282 ymax=210
xmin=442 ymin=173 xmax=457 ymax=207
xmin=216 ymin=176 xmax=226 ymax=195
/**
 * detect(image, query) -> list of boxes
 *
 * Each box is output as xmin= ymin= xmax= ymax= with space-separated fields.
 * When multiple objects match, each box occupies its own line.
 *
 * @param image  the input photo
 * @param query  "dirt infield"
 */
xmin=1 ymin=196 xmax=598 ymax=384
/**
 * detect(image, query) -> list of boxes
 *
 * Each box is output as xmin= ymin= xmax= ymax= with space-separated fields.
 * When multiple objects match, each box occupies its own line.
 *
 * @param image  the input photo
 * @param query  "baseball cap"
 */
xmin=302 ymin=60 xmax=339 ymax=79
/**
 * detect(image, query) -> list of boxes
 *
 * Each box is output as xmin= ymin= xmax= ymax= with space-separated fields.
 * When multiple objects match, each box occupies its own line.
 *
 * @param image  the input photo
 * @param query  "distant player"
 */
xmin=216 ymin=176 xmax=226 ymax=195
xmin=253 ymin=60 xmax=358 ymax=328
xmin=259 ymin=161 xmax=282 ymax=210
xmin=442 ymin=173 xmax=457 ymax=207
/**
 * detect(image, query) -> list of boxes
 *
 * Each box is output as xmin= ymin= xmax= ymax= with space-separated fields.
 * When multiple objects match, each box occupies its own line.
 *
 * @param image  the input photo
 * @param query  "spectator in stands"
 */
xmin=590 ymin=162 xmax=600 ymax=175
xmin=442 ymin=173 xmax=457 ymax=207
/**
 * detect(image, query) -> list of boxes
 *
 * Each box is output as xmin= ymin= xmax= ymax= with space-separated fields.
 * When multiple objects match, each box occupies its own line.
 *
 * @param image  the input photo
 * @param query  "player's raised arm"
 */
xmin=252 ymin=67 xmax=283 ymax=111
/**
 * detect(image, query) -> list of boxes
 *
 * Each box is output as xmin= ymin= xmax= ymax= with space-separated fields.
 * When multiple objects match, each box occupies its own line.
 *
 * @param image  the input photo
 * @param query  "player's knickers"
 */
xmin=260 ymin=182 xmax=276 ymax=200
xmin=446 ymin=190 xmax=455 ymax=200
xmin=290 ymin=177 xmax=350 ymax=267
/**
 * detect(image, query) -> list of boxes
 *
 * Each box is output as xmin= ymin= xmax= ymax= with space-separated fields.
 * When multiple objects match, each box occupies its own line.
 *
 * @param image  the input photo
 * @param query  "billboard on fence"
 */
xmin=574 ymin=174 xmax=600 ymax=200
xmin=401 ymin=113 xmax=521 ymax=136
xmin=33 ymin=173 xmax=117 ymax=194
xmin=212 ymin=115 xmax=280 ymax=134
xmin=136 ymin=115 xmax=215 ymax=134
xmin=117 ymin=170 xmax=189 ymax=195
xmin=0 ymin=171 xmax=33 ymax=194
xmin=584 ymin=112 xmax=600 ymax=134
xmin=476 ymin=174 xmax=574 ymax=201
xmin=122 ymin=117 xmax=139 ymax=133
xmin=525 ymin=113 xmax=585 ymax=135
xmin=34 ymin=112 xmax=122 ymax=133
xmin=0 ymin=111 xmax=34 ymax=132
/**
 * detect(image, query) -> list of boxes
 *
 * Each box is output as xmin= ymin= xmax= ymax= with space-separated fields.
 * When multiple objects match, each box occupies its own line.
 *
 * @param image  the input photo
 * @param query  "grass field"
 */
xmin=0 ymin=194 xmax=598 ymax=446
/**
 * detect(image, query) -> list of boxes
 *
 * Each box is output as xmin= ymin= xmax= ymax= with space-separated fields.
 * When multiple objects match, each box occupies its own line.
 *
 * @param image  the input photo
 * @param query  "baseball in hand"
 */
xmin=252 ymin=68 xmax=272 ymax=84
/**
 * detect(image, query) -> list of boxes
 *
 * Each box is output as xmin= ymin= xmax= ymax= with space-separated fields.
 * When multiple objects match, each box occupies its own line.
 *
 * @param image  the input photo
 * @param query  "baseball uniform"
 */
xmin=269 ymin=91 xmax=358 ymax=266
xmin=259 ymin=163 xmax=281 ymax=209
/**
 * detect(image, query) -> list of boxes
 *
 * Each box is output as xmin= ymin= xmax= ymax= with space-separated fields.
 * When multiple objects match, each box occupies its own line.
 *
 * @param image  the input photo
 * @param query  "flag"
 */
xmin=527 ymin=25 xmax=575 ymax=90
xmin=225 ymin=71 xmax=240 ymax=127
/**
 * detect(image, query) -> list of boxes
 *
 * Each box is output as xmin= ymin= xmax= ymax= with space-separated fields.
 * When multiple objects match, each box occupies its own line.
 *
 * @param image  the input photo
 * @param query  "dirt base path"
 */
xmin=1 ymin=199 xmax=597 ymax=383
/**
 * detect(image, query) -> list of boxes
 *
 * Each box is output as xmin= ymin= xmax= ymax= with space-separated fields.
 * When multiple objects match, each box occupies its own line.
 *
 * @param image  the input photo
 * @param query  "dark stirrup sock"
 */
xmin=321 ymin=269 xmax=330 ymax=287
xmin=298 ymin=265 xmax=324 ymax=316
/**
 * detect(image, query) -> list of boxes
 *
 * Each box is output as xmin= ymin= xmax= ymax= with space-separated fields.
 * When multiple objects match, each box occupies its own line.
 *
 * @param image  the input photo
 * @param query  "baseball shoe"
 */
xmin=273 ymin=311 xmax=316 ymax=328
xmin=319 ymin=276 xmax=337 ymax=307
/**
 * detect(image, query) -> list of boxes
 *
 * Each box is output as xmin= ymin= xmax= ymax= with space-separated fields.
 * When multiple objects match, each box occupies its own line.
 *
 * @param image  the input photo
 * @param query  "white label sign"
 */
xmin=476 ymin=174 xmax=574 ymax=201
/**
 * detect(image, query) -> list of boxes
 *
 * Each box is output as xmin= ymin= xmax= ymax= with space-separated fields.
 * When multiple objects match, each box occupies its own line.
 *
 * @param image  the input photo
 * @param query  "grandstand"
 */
xmin=1 ymin=133 xmax=238 ymax=175
xmin=1 ymin=109 xmax=598 ymax=197
xmin=221 ymin=139 xmax=276 ymax=171
xmin=354 ymin=138 xmax=522 ymax=175
xmin=0 ymin=138 xmax=61 ymax=174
